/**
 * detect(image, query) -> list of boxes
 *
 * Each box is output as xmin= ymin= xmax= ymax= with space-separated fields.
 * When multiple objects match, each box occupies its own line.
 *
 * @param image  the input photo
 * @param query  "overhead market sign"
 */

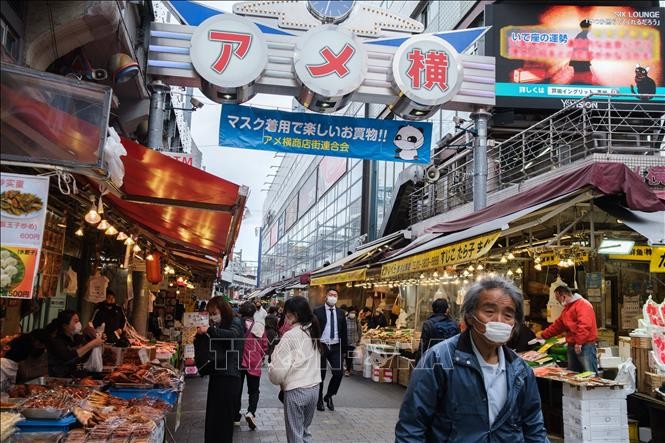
xmin=310 ymin=268 xmax=367 ymax=286
xmin=381 ymin=232 xmax=500 ymax=279
xmin=219 ymin=104 xmax=432 ymax=164
xmin=148 ymin=2 xmax=494 ymax=121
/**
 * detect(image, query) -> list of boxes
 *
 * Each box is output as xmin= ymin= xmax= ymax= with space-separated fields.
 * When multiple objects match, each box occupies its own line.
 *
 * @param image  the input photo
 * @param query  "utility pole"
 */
xmin=471 ymin=107 xmax=491 ymax=211
xmin=147 ymin=80 xmax=170 ymax=149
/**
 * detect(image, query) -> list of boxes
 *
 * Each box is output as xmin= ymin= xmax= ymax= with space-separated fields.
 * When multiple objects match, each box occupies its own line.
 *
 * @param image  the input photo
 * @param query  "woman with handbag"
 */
xmin=269 ymin=296 xmax=323 ymax=443
xmin=195 ymin=297 xmax=244 ymax=443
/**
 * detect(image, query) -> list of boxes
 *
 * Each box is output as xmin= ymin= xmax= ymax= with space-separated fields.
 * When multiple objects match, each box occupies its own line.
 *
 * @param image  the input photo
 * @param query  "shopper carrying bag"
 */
xmin=269 ymin=296 xmax=322 ymax=443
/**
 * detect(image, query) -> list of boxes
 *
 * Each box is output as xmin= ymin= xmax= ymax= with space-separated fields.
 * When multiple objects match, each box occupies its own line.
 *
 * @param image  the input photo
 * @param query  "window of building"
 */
xmin=0 ymin=17 xmax=20 ymax=61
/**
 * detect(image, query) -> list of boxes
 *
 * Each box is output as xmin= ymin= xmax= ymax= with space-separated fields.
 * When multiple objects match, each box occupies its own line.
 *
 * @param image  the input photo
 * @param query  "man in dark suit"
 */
xmin=313 ymin=288 xmax=348 ymax=411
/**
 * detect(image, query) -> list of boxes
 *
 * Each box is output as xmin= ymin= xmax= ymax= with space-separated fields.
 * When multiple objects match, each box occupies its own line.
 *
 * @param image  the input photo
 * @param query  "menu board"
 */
xmin=1 ymin=173 xmax=49 ymax=299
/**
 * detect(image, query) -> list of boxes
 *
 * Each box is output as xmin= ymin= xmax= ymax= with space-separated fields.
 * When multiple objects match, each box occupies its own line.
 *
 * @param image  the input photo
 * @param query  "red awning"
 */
xmin=104 ymin=138 xmax=247 ymax=259
xmin=427 ymin=162 xmax=665 ymax=234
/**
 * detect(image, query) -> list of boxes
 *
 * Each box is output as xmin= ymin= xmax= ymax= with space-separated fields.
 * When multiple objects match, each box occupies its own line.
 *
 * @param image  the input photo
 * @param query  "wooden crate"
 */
xmin=630 ymin=337 xmax=652 ymax=394
xmin=645 ymin=372 xmax=665 ymax=398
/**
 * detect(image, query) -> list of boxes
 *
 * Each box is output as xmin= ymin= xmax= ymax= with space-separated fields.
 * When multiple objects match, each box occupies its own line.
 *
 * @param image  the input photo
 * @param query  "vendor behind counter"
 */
xmin=46 ymin=310 xmax=103 ymax=378
xmin=92 ymin=290 xmax=127 ymax=343
xmin=0 ymin=329 xmax=49 ymax=392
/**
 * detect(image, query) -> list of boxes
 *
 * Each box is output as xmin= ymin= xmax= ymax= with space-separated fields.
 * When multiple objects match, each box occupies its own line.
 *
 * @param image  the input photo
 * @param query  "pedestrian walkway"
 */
xmin=171 ymin=372 xmax=404 ymax=442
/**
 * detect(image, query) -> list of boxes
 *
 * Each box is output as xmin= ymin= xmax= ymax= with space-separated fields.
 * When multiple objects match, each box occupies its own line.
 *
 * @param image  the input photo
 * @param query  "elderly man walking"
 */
xmin=395 ymin=277 xmax=549 ymax=442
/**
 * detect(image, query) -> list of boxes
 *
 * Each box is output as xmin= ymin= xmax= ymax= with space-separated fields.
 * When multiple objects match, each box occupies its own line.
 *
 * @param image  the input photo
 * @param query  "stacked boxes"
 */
xmin=562 ymin=383 xmax=628 ymax=443
xmin=630 ymin=336 xmax=652 ymax=394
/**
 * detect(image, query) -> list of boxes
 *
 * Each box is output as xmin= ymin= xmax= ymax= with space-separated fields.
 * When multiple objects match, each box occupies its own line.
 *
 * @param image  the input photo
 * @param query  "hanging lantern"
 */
xmin=146 ymin=251 xmax=163 ymax=284
xmin=84 ymin=196 xmax=101 ymax=224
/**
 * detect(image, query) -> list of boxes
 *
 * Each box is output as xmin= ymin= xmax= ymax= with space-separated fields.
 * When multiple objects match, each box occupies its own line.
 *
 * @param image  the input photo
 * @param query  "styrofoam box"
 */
xmin=563 ymin=401 xmax=627 ymax=427
xmin=562 ymin=396 xmax=626 ymax=412
xmin=562 ymin=382 xmax=627 ymax=400
xmin=563 ymin=423 xmax=628 ymax=442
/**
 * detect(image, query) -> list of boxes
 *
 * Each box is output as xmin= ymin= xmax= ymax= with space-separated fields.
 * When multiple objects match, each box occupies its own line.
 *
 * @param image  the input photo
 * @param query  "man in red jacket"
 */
xmin=537 ymin=285 xmax=598 ymax=374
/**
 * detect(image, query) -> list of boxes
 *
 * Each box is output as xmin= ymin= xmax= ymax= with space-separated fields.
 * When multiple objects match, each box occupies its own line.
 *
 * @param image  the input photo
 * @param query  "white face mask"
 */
xmin=326 ymin=295 xmax=337 ymax=306
xmin=211 ymin=314 xmax=221 ymax=325
xmin=473 ymin=315 xmax=513 ymax=344
xmin=73 ymin=322 xmax=83 ymax=334
xmin=348 ymin=313 xmax=356 ymax=319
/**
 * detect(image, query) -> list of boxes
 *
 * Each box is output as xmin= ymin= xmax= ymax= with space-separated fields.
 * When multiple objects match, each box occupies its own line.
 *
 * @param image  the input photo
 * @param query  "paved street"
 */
xmin=170 ymin=370 xmax=405 ymax=443
xmin=169 ymin=368 xmax=565 ymax=443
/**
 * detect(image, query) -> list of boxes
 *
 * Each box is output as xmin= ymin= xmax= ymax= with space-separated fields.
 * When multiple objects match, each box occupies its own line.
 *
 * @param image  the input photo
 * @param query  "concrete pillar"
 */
xmin=131 ymin=271 xmax=148 ymax=336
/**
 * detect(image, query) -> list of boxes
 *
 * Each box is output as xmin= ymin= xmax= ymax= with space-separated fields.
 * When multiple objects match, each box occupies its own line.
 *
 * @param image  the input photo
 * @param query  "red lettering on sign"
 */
xmin=208 ymin=31 xmax=252 ymax=74
xmin=306 ymin=43 xmax=355 ymax=78
xmin=406 ymin=49 xmax=449 ymax=91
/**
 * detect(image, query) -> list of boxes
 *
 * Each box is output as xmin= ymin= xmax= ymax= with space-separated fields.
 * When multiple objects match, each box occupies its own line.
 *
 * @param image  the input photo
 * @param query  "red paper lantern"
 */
xmin=146 ymin=251 xmax=163 ymax=284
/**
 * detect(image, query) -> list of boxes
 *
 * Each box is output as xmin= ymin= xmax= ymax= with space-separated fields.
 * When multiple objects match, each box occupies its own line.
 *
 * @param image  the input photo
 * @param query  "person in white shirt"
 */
xmin=269 ymin=296 xmax=323 ymax=443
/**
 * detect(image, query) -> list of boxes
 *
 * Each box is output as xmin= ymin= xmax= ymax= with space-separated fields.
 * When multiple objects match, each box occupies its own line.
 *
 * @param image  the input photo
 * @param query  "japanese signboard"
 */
xmin=392 ymin=34 xmax=463 ymax=107
xmin=650 ymin=247 xmax=665 ymax=273
xmin=190 ymin=14 xmax=268 ymax=93
xmin=294 ymin=25 xmax=367 ymax=100
xmin=1 ymin=173 xmax=49 ymax=299
xmin=485 ymin=4 xmax=665 ymax=109
xmin=537 ymin=251 xmax=589 ymax=267
xmin=219 ymin=104 xmax=432 ymax=163
xmin=310 ymin=268 xmax=367 ymax=286
xmin=608 ymin=245 xmax=653 ymax=261
xmin=380 ymin=232 xmax=500 ymax=279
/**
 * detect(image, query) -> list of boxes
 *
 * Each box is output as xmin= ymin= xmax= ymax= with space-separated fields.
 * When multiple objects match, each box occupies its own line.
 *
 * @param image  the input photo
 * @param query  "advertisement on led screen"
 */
xmin=486 ymin=4 xmax=665 ymax=109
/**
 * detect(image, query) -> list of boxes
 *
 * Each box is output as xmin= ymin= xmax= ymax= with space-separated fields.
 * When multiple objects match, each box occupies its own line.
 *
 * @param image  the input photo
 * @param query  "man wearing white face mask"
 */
xmin=396 ymin=277 xmax=548 ymax=442
xmin=313 ymin=289 xmax=348 ymax=412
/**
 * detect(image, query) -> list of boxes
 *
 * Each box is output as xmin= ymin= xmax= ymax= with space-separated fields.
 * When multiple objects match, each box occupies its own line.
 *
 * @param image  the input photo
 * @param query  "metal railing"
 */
xmin=409 ymin=94 xmax=665 ymax=224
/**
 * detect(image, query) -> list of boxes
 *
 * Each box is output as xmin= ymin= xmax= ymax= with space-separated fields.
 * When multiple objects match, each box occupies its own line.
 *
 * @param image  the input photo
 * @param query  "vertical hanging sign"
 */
xmin=0 ymin=173 xmax=50 ymax=299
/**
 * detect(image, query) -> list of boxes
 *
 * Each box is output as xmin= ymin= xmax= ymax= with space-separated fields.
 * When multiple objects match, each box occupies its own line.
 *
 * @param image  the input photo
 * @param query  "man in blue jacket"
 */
xmin=395 ymin=277 xmax=549 ymax=442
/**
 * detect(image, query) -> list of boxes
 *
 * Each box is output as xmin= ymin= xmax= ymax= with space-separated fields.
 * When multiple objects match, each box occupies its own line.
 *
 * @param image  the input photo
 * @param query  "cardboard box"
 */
xmin=645 ymin=372 xmax=665 ymax=398
xmin=631 ymin=337 xmax=652 ymax=394
xmin=371 ymin=365 xmax=394 ymax=383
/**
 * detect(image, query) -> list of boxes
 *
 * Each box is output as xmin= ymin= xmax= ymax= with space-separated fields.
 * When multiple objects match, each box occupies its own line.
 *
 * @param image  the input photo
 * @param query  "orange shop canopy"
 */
xmin=104 ymin=138 xmax=247 ymax=260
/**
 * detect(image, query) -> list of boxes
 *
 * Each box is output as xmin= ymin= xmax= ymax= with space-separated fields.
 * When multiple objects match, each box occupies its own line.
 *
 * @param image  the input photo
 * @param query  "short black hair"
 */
xmin=432 ymin=298 xmax=449 ymax=314
xmin=554 ymin=285 xmax=572 ymax=296
xmin=239 ymin=301 xmax=256 ymax=318
xmin=580 ymin=19 xmax=591 ymax=28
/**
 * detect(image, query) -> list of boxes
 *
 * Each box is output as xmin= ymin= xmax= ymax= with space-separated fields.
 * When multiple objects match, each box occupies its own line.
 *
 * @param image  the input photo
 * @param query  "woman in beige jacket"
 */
xmin=269 ymin=296 xmax=323 ymax=443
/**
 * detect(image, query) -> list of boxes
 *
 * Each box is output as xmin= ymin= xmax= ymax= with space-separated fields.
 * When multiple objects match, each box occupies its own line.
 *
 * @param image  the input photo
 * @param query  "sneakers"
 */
xmin=344 ymin=370 xmax=351 ymax=377
xmin=245 ymin=412 xmax=257 ymax=430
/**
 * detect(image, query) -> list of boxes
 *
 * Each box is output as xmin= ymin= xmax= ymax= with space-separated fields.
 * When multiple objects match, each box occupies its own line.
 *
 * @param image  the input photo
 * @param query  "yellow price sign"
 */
xmin=650 ymin=247 xmax=665 ymax=273
xmin=380 ymin=232 xmax=500 ymax=279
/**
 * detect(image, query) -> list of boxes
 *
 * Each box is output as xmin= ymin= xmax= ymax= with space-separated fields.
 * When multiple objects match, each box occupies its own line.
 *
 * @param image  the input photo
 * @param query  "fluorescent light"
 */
xmin=598 ymin=239 xmax=635 ymax=255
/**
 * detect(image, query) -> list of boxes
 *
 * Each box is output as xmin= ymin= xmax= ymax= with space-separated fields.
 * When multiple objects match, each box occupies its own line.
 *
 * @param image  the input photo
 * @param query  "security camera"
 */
xmin=190 ymin=98 xmax=204 ymax=109
xmin=453 ymin=116 xmax=466 ymax=126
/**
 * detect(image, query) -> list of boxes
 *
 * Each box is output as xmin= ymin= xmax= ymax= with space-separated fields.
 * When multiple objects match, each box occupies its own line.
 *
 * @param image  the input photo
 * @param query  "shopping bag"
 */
xmin=83 ymin=346 xmax=103 ymax=372
xmin=615 ymin=358 xmax=636 ymax=395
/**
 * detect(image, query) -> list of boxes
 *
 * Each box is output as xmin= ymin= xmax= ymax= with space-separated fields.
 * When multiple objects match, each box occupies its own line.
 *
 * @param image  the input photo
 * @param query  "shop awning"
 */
xmin=310 ymin=268 xmax=367 ymax=286
xmin=378 ymin=192 xmax=593 ymax=279
xmin=104 ymin=138 xmax=247 ymax=260
xmin=309 ymin=230 xmax=409 ymax=283
xmin=594 ymin=198 xmax=665 ymax=246
xmin=427 ymin=162 xmax=665 ymax=234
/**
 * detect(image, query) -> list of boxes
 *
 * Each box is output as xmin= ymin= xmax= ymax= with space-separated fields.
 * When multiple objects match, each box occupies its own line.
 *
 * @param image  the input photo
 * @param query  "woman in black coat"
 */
xmin=195 ymin=297 xmax=244 ymax=443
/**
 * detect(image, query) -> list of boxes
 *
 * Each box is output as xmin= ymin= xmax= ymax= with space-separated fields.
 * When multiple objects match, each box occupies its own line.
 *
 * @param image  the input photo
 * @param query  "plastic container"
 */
xmin=16 ymin=414 xmax=76 ymax=433
xmin=106 ymin=387 xmax=177 ymax=406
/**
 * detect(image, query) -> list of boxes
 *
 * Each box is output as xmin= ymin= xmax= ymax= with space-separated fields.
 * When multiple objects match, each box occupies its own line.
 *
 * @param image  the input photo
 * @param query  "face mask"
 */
xmin=326 ymin=296 xmax=337 ymax=306
xmin=73 ymin=322 xmax=83 ymax=334
xmin=211 ymin=314 xmax=221 ymax=325
xmin=473 ymin=315 xmax=513 ymax=344
xmin=348 ymin=313 xmax=356 ymax=319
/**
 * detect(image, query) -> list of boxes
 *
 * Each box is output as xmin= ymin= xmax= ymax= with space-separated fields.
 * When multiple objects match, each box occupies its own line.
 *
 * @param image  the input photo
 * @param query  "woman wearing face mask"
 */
xmin=45 ymin=310 xmax=104 ymax=378
xmin=269 ymin=296 xmax=323 ymax=443
xmin=344 ymin=307 xmax=362 ymax=376
xmin=195 ymin=296 xmax=244 ymax=443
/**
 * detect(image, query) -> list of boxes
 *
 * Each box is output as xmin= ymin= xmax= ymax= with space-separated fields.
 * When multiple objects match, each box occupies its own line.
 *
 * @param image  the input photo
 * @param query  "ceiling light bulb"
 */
xmin=468 ymin=265 xmax=475 ymax=272
xmin=476 ymin=264 xmax=484 ymax=271
xmin=516 ymin=267 xmax=523 ymax=274
xmin=124 ymin=236 xmax=135 ymax=246
xmin=146 ymin=253 xmax=154 ymax=261
xmin=75 ymin=226 xmax=84 ymax=236
xmin=105 ymin=225 xmax=118 ymax=236
xmin=116 ymin=232 xmax=128 ymax=241
xmin=420 ymin=273 xmax=425 ymax=279
xmin=433 ymin=271 xmax=438 ymax=278
xmin=534 ymin=263 xmax=542 ymax=271
xmin=534 ymin=256 xmax=541 ymax=264
xmin=85 ymin=207 xmax=101 ymax=224
xmin=97 ymin=195 xmax=104 ymax=215
xmin=133 ymin=244 xmax=141 ymax=253
xmin=176 ymin=290 xmax=180 ymax=295
xmin=506 ymin=269 xmax=514 ymax=276
xmin=507 ymin=252 xmax=515 ymax=260
xmin=558 ymin=259 xmax=566 ymax=267
xmin=463 ymin=270 xmax=470 ymax=277
xmin=97 ymin=219 xmax=110 ymax=230
xmin=500 ymin=256 xmax=508 ymax=264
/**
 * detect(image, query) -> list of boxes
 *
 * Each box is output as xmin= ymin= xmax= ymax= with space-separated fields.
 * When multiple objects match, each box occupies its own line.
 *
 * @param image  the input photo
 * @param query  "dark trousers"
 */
xmin=345 ymin=345 xmax=355 ymax=372
xmin=236 ymin=369 xmax=261 ymax=416
xmin=319 ymin=343 xmax=343 ymax=400
xmin=205 ymin=374 xmax=241 ymax=443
